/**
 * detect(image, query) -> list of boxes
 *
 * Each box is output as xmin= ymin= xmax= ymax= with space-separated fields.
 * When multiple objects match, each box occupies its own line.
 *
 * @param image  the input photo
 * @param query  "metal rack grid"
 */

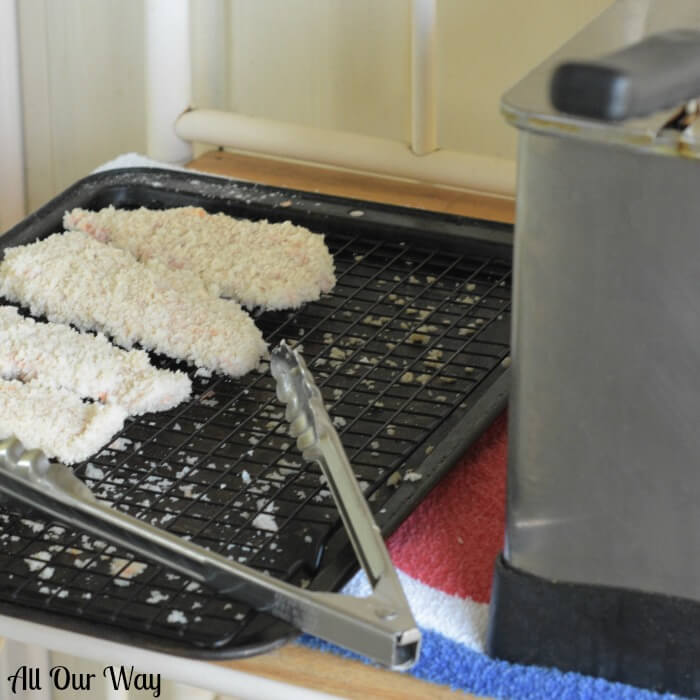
xmin=0 ymin=200 xmax=511 ymax=656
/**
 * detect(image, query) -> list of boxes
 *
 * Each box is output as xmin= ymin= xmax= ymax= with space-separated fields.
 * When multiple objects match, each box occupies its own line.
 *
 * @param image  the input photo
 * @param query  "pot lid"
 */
xmin=502 ymin=0 xmax=700 ymax=157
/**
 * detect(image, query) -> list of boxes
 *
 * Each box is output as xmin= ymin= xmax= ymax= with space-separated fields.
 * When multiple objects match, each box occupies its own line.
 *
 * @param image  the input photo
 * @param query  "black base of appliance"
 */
xmin=488 ymin=555 xmax=700 ymax=698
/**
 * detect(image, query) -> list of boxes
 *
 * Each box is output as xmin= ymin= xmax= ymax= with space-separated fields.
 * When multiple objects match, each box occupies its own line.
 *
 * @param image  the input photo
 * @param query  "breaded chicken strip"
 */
xmin=64 ymin=205 xmax=336 ymax=310
xmin=0 ymin=378 xmax=126 ymax=464
xmin=0 ymin=306 xmax=191 ymax=414
xmin=0 ymin=231 xmax=267 ymax=377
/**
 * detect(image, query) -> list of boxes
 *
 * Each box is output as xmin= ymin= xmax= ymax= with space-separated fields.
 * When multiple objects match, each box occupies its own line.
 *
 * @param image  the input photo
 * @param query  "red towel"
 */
xmin=387 ymin=412 xmax=507 ymax=604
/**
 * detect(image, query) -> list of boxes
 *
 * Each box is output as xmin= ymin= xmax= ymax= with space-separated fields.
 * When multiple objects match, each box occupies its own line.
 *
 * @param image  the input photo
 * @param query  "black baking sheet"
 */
xmin=0 ymin=168 xmax=512 ymax=658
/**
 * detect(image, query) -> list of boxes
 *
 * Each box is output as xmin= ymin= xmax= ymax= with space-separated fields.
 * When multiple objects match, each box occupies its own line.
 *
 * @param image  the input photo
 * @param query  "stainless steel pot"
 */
xmin=488 ymin=2 xmax=700 ymax=695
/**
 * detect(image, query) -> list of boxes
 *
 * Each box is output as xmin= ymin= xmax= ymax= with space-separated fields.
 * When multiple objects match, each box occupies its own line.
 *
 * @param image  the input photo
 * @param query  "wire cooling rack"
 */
xmin=0 ymin=169 xmax=512 ymax=657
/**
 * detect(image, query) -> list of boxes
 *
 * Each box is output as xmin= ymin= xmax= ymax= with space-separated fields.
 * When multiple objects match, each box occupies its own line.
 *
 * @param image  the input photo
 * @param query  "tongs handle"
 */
xmin=0 ymin=438 xmax=270 ymax=605
xmin=0 ymin=344 xmax=420 ymax=669
xmin=272 ymin=341 xmax=387 ymax=587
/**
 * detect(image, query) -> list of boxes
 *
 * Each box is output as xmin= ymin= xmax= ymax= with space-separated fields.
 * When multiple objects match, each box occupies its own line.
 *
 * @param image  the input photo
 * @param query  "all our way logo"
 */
xmin=7 ymin=664 xmax=161 ymax=697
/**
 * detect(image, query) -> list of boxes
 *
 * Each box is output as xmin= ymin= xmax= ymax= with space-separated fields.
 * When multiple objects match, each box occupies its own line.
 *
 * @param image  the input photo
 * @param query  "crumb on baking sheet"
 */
xmin=167 ymin=610 xmax=187 ymax=624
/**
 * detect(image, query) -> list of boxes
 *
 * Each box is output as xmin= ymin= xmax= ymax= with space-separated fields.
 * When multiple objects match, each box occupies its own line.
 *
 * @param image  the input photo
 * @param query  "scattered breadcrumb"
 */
xmin=400 ymin=371 xmax=431 ymax=385
xmin=252 ymin=513 xmax=278 ymax=532
xmin=39 ymin=566 xmax=55 ymax=580
xmin=85 ymin=463 xmax=105 ymax=481
xmin=387 ymin=472 xmax=402 ymax=487
xmin=24 ymin=550 xmax=51 ymax=572
xmin=167 ymin=610 xmax=187 ymax=624
xmin=363 ymin=315 xmax=390 ymax=327
xmin=110 ymin=558 xmax=147 ymax=579
xmin=146 ymin=590 xmax=169 ymax=605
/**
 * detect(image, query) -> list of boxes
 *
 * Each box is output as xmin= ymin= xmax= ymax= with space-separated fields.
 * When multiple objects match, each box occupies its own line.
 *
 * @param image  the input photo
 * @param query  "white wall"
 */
xmin=17 ymin=0 xmax=147 ymax=212
xmin=15 ymin=0 xmax=613 ymax=215
xmin=0 ymin=0 xmax=26 ymax=231
xmin=212 ymin=0 xmax=611 ymax=159
xmin=224 ymin=0 xmax=412 ymax=143
xmin=435 ymin=0 xmax=613 ymax=159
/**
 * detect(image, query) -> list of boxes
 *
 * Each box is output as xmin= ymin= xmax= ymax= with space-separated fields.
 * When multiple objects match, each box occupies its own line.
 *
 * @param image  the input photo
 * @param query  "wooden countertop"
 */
xmin=188 ymin=151 xmax=515 ymax=224
xmin=187 ymin=149 xmax=513 ymax=700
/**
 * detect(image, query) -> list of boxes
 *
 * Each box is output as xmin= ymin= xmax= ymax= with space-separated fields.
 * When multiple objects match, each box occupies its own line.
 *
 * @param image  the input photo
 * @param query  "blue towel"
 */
xmin=300 ymin=628 xmax=685 ymax=700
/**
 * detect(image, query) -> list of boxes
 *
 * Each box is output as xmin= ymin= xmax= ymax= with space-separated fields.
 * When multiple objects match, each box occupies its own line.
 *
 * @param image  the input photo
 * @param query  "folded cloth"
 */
xmin=302 ymin=415 xmax=680 ymax=700
xmin=92 ymin=152 xmax=193 ymax=173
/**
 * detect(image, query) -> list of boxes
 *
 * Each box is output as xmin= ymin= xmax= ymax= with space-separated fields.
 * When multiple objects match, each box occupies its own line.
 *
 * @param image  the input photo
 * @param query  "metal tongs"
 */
xmin=0 ymin=341 xmax=420 ymax=669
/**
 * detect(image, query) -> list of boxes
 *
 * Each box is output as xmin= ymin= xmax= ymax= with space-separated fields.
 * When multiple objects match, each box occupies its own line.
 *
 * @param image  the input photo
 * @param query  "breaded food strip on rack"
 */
xmin=0 ymin=231 xmax=267 ymax=377
xmin=64 ymin=205 xmax=336 ymax=310
xmin=0 ymin=306 xmax=191 ymax=415
xmin=0 ymin=378 xmax=127 ymax=464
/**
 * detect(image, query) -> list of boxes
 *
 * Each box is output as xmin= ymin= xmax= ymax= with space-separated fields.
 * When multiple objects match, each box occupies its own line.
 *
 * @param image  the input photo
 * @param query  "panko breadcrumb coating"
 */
xmin=64 ymin=205 xmax=336 ymax=310
xmin=0 ymin=231 xmax=267 ymax=377
xmin=0 ymin=306 xmax=191 ymax=415
xmin=0 ymin=378 xmax=127 ymax=464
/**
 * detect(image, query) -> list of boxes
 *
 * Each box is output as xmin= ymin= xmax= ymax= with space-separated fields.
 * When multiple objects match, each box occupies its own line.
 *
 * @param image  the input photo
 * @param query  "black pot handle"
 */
xmin=550 ymin=29 xmax=700 ymax=121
